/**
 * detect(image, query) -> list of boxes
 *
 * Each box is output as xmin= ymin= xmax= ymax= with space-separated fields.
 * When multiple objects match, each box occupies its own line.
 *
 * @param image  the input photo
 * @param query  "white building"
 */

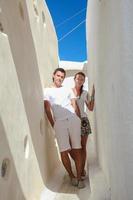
xmin=1 ymin=0 xmax=133 ymax=199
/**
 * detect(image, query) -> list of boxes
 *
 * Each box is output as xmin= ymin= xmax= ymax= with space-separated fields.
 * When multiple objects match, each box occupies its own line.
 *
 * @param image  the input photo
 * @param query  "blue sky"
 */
xmin=45 ymin=0 xmax=88 ymax=62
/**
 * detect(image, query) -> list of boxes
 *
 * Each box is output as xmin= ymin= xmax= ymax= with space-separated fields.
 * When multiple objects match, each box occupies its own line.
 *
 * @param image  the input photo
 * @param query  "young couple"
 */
xmin=43 ymin=68 xmax=95 ymax=189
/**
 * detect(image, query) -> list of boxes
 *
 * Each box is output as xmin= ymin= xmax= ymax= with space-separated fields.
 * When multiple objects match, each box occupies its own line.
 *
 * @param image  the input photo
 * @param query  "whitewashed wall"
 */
xmin=0 ymin=0 xmax=60 ymax=199
xmin=86 ymin=0 xmax=133 ymax=199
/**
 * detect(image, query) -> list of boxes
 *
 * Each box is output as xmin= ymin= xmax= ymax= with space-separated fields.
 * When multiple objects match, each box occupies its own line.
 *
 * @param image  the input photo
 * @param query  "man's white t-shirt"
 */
xmin=43 ymin=86 xmax=75 ymax=120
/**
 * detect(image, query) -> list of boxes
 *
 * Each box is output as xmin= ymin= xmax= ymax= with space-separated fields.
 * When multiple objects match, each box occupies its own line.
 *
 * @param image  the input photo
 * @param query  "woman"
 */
xmin=72 ymin=71 xmax=95 ymax=179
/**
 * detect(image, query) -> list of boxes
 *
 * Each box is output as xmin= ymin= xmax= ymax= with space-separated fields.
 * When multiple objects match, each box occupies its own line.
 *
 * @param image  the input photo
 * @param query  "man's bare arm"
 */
xmin=44 ymin=100 xmax=54 ymax=127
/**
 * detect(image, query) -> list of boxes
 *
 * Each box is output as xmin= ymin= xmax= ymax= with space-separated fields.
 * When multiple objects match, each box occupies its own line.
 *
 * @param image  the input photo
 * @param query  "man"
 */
xmin=43 ymin=67 xmax=85 ymax=188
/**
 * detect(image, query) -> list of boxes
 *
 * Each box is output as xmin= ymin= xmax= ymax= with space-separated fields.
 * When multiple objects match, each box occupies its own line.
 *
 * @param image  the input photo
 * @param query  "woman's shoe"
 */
xmin=77 ymin=180 xmax=85 ymax=189
xmin=71 ymin=177 xmax=78 ymax=186
xmin=81 ymin=170 xmax=87 ymax=180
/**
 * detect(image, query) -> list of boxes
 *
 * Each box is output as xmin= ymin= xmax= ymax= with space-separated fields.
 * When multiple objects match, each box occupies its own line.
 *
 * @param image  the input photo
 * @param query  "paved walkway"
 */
xmin=41 ymin=135 xmax=111 ymax=200
xmin=54 ymin=174 xmax=91 ymax=200
xmin=41 ymin=162 xmax=111 ymax=200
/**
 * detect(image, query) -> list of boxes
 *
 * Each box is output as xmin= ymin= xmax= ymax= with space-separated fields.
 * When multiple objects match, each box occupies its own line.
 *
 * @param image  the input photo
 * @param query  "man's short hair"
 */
xmin=53 ymin=67 xmax=66 ymax=77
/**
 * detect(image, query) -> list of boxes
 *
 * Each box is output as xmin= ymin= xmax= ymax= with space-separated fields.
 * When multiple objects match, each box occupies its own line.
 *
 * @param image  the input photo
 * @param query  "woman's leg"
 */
xmin=81 ymin=135 xmax=88 ymax=176
xmin=69 ymin=138 xmax=75 ymax=160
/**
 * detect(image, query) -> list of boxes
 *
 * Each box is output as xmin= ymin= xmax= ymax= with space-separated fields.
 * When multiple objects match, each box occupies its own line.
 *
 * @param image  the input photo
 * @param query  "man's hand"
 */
xmin=92 ymin=84 xmax=95 ymax=97
xmin=44 ymin=100 xmax=55 ymax=128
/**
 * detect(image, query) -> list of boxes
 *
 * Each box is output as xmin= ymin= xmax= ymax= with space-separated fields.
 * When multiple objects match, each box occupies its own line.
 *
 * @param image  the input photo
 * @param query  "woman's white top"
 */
xmin=76 ymin=90 xmax=90 ymax=118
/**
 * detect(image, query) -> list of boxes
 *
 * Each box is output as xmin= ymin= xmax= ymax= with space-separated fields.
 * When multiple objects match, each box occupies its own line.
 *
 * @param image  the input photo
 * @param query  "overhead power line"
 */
xmin=58 ymin=19 xmax=86 ymax=42
xmin=56 ymin=7 xmax=86 ymax=28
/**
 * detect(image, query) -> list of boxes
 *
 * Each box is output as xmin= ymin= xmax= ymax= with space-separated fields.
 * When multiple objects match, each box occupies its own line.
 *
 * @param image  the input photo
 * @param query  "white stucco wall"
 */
xmin=0 ymin=33 xmax=44 ymax=200
xmin=26 ymin=0 xmax=59 ymax=87
xmin=0 ymin=0 xmax=61 ymax=199
xmin=87 ymin=0 xmax=133 ymax=199
xmin=59 ymin=60 xmax=88 ymax=77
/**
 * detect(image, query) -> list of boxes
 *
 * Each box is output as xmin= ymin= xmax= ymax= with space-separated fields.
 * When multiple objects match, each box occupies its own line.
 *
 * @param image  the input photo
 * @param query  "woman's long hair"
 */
xmin=74 ymin=72 xmax=85 ymax=96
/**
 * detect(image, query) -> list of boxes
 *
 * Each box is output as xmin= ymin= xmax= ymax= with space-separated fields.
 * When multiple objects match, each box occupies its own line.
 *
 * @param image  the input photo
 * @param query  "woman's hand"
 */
xmin=86 ymin=84 xmax=95 ymax=111
xmin=92 ymin=84 xmax=95 ymax=97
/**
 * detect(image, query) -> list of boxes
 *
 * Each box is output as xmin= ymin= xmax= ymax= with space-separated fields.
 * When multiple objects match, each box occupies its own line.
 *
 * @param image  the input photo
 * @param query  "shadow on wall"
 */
xmin=88 ymin=107 xmax=99 ymax=167
xmin=0 ymin=118 xmax=26 ymax=200
xmin=43 ymin=114 xmax=62 ymax=182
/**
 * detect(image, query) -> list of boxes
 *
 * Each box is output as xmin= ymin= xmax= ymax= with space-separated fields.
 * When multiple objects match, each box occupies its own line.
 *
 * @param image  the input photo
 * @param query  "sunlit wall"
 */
xmin=86 ymin=0 xmax=133 ymax=199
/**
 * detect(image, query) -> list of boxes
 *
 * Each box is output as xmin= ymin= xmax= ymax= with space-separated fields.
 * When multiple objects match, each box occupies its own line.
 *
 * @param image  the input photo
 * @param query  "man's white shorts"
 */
xmin=54 ymin=114 xmax=81 ymax=152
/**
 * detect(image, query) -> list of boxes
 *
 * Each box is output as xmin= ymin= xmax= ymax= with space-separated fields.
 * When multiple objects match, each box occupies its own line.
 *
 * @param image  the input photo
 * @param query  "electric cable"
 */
xmin=56 ymin=7 xmax=86 ymax=28
xmin=58 ymin=19 xmax=86 ymax=42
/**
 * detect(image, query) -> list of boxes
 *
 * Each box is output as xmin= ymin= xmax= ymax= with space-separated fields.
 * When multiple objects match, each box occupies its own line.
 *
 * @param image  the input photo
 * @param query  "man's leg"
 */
xmin=69 ymin=116 xmax=85 ymax=188
xmin=71 ymin=148 xmax=82 ymax=181
xmin=60 ymin=150 xmax=75 ymax=178
xmin=54 ymin=120 xmax=75 ymax=177
xmin=68 ymin=141 xmax=82 ymax=180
